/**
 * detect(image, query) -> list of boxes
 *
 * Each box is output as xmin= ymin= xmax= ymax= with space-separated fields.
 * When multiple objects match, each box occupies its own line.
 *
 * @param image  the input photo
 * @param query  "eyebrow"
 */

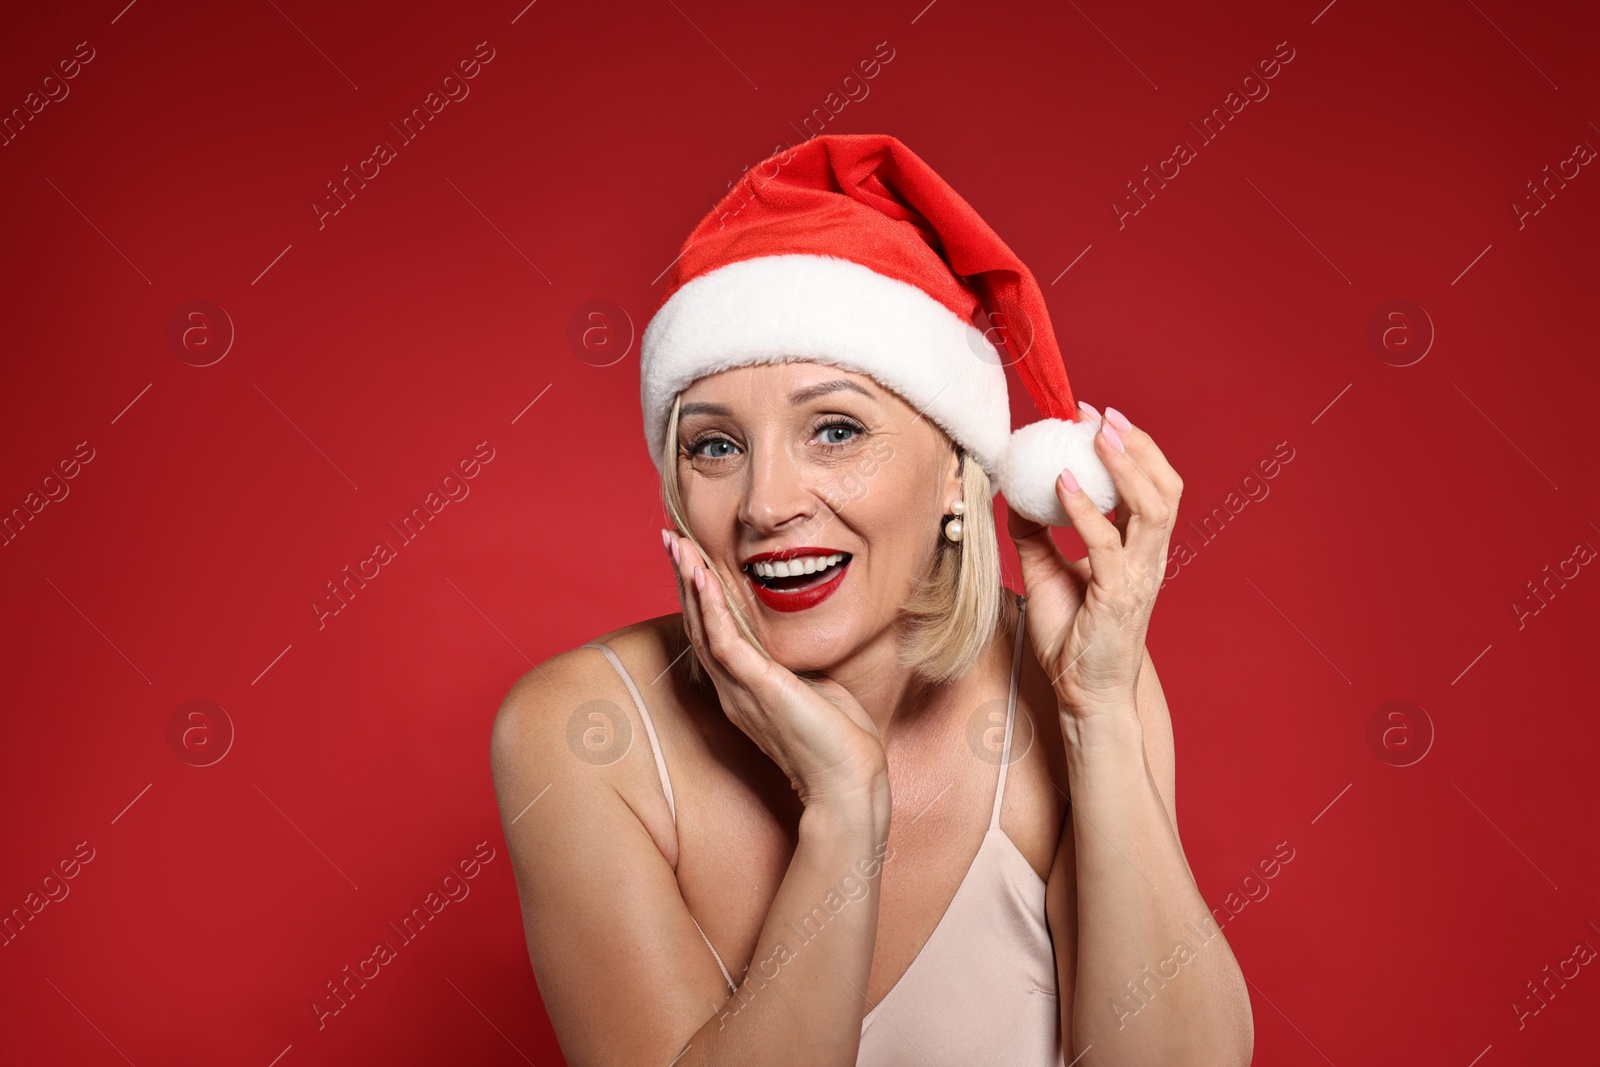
xmin=678 ymin=378 xmax=879 ymax=418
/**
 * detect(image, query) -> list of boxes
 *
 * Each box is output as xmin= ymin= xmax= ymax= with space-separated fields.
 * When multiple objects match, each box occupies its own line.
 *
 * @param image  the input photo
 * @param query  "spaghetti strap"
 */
xmin=990 ymin=595 xmax=1028 ymax=830
xmin=582 ymin=641 xmax=677 ymax=822
xmin=691 ymin=915 xmax=739 ymax=994
xmin=581 ymin=641 xmax=739 ymax=996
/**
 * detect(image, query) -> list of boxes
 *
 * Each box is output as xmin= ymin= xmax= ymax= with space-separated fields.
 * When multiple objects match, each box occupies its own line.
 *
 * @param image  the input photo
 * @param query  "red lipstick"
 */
xmin=742 ymin=547 xmax=852 ymax=613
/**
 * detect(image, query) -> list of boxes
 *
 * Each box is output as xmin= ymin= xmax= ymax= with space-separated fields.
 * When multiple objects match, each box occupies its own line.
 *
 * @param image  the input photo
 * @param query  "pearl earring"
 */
xmin=943 ymin=500 xmax=965 ymax=543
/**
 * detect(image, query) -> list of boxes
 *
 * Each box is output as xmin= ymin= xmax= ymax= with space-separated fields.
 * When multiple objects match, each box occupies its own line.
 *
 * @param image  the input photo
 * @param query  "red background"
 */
xmin=3 ymin=0 xmax=1597 ymax=1064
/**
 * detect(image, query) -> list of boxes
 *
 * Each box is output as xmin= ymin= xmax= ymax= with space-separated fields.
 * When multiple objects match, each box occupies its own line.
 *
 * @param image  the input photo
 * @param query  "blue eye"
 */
xmin=686 ymin=419 xmax=864 ymax=460
xmin=690 ymin=438 xmax=739 ymax=459
xmin=817 ymin=420 xmax=863 ymax=446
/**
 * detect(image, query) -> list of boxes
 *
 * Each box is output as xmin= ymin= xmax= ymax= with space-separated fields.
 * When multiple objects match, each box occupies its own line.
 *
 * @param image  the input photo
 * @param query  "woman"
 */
xmin=491 ymin=134 xmax=1253 ymax=1066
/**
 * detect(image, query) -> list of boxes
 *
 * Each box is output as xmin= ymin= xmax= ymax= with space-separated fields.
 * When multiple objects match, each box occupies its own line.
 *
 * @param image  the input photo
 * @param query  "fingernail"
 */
xmin=670 ymin=538 xmax=681 ymax=564
xmin=1077 ymin=401 xmax=1101 ymax=422
xmin=1101 ymin=421 xmax=1125 ymax=453
xmin=693 ymin=565 xmax=704 ymax=591
xmin=1104 ymin=406 xmax=1132 ymax=432
xmin=661 ymin=529 xmax=672 ymax=556
xmin=1059 ymin=468 xmax=1081 ymax=494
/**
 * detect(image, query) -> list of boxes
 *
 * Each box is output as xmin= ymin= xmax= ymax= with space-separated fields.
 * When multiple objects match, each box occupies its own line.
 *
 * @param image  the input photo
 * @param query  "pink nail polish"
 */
xmin=1077 ymin=401 xmax=1101 ymax=423
xmin=693 ymin=565 xmax=704 ymax=590
xmin=670 ymin=538 xmax=681 ymax=564
xmin=661 ymin=529 xmax=671 ymax=555
xmin=1059 ymin=468 xmax=1081 ymax=494
xmin=1101 ymin=421 xmax=1125 ymax=453
xmin=1104 ymin=406 xmax=1132 ymax=432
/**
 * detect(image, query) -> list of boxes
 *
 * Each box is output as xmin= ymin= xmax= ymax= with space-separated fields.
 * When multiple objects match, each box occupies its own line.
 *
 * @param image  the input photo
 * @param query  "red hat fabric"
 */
xmin=640 ymin=133 xmax=1117 ymax=527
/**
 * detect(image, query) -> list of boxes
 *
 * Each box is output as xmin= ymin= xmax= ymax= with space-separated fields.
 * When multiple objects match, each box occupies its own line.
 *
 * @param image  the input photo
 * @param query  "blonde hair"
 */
xmin=659 ymin=390 xmax=1005 ymax=688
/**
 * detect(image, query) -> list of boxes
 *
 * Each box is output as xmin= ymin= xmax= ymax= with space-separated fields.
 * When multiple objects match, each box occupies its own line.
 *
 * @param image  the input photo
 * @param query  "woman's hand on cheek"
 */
xmin=1006 ymin=408 xmax=1183 ymax=731
xmin=662 ymin=529 xmax=889 ymax=809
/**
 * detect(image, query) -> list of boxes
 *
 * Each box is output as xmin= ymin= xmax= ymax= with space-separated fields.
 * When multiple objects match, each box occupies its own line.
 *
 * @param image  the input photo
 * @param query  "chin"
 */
xmin=756 ymin=614 xmax=866 ymax=674
xmin=771 ymin=650 xmax=839 ymax=676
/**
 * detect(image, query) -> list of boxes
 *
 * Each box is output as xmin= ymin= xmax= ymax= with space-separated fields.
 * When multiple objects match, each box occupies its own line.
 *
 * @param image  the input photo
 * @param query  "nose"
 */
xmin=737 ymin=439 xmax=819 ymax=536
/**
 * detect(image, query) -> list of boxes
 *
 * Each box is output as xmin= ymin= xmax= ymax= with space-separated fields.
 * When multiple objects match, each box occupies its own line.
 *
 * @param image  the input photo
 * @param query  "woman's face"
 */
xmin=675 ymin=361 xmax=962 ymax=672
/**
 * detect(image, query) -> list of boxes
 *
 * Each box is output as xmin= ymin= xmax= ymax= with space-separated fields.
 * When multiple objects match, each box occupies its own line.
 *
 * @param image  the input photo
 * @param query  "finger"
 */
xmin=692 ymin=547 xmax=772 ymax=685
xmin=1103 ymin=407 xmax=1183 ymax=500
xmin=674 ymin=537 xmax=755 ymax=692
xmin=1101 ymin=410 xmax=1181 ymax=551
xmin=1006 ymin=501 xmax=1068 ymax=575
xmin=1111 ymin=505 xmax=1131 ymax=543
xmin=1092 ymin=416 xmax=1169 ymax=563
xmin=668 ymin=533 xmax=713 ymax=670
xmin=1005 ymin=501 xmax=1072 ymax=618
xmin=1054 ymin=463 xmax=1123 ymax=585
xmin=1006 ymin=499 xmax=1088 ymax=657
xmin=1073 ymin=403 xmax=1123 ymax=531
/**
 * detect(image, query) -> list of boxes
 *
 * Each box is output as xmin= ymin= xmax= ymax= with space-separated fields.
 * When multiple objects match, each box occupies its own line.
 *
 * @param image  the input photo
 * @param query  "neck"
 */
xmin=809 ymin=595 xmax=1017 ymax=741
xmin=816 ymin=628 xmax=936 ymax=741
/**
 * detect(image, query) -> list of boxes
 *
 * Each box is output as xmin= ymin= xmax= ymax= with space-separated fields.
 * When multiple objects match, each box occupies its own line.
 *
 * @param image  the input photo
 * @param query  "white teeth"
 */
xmin=750 ymin=552 xmax=846 ymax=579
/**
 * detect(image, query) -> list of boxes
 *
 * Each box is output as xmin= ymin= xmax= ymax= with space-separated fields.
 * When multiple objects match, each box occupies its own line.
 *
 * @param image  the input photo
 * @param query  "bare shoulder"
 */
xmin=491 ymin=612 xmax=684 ymax=747
xmin=489 ymin=612 xmax=688 ymax=859
xmin=486 ymin=611 xmax=747 ymax=1062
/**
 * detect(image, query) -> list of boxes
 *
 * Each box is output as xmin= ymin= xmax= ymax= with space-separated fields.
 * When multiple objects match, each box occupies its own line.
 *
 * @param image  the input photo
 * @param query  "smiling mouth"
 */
xmin=744 ymin=552 xmax=853 ymax=592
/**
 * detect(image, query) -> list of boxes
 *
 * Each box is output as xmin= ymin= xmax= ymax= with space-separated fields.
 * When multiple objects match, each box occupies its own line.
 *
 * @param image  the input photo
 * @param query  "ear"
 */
xmin=942 ymin=445 xmax=965 ymax=508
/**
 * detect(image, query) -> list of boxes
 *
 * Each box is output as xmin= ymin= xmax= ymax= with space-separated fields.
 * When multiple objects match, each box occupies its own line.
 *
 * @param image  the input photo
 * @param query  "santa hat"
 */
xmin=640 ymin=133 xmax=1117 ymax=528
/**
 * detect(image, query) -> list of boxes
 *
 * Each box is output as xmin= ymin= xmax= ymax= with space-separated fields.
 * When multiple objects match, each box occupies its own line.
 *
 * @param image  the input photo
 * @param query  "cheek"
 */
xmin=679 ymin=480 xmax=748 ymax=570
xmin=837 ymin=475 xmax=938 ymax=566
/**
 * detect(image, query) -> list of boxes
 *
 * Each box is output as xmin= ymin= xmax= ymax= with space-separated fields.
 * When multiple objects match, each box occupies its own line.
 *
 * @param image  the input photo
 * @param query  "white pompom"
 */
xmin=998 ymin=417 xmax=1119 ymax=527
